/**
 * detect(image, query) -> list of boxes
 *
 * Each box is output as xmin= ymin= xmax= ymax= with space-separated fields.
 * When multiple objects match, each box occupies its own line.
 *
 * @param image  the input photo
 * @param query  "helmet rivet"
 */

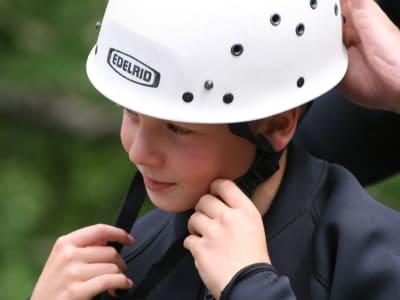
xmin=310 ymin=0 xmax=318 ymax=9
xmin=182 ymin=92 xmax=194 ymax=103
xmin=95 ymin=21 xmax=102 ymax=31
xmin=296 ymin=23 xmax=305 ymax=36
xmin=231 ymin=44 xmax=244 ymax=57
xmin=270 ymin=14 xmax=281 ymax=26
xmin=204 ymin=80 xmax=214 ymax=90
xmin=223 ymin=93 xmax=234 ymax=104
xmin=334 ymin=3 xmax=339 ymax=16
xmin=297 ymin=77 xmax=305 ymax=88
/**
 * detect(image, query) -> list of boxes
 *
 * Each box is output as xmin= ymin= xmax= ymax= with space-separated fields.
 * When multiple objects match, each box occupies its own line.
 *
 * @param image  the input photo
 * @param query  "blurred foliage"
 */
xmin=367 ymin=175 xmax=400 ymax=211
xmin=0 ymin=1 xmax=147 ymax=298
xmin=0 ymin=0 xmax=106 ymax=100
xmin=0 ymin=1 xmax=399 ymax=299
xmin=0 ymin=116 xmax=137 ymax=298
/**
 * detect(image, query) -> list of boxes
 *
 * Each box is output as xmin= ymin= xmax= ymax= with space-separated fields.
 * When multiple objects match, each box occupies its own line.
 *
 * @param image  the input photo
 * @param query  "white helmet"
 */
xmin=87 ymin=0 xmax=347 ymax=124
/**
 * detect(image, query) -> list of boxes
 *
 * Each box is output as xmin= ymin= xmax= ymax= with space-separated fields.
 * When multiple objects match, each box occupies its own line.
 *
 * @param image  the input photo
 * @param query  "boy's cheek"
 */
xmin=120 ymin=123 xmax=134 ymax=154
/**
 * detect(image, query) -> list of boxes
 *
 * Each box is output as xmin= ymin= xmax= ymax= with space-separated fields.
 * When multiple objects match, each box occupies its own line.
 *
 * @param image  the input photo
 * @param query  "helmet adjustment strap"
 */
xmin=229 ymin=122 xmax=283 ymax=198
xmin=95 ymin=173 xmax=189 ymax=300
xmin=106 ymin=172 xmax=146 ymax=252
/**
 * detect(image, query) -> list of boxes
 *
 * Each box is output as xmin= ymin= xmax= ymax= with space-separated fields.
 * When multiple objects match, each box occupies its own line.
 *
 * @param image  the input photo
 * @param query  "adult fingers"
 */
xmin=340 ymin=0 xmax=359 ymax=47
xmin=344 ymin=0 xmax=398 ymax=47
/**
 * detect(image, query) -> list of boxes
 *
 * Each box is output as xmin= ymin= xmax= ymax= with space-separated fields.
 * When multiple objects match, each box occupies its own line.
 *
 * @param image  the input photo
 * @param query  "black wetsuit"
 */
xmin=104 ymin=142 xmax=400 ymax=299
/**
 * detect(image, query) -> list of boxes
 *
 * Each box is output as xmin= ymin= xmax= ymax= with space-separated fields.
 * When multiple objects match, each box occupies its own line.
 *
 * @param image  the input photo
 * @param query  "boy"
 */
xmin=30 ymin=0 xmax=400 ymax=299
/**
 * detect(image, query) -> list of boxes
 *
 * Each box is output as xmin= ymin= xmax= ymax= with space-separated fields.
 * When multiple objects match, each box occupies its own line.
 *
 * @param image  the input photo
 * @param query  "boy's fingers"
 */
xmin=80 ymin=274 xmax=133 ymax=299
xmin=80 ymin=246 xmax=127 ymax=271
xmin=61 ymin=224 xmax=134 ymax=247
xmin=183 ymin=234 xmax=200 ymax=252
xmin=187 ymin=212 xmax=211 ymax=236
xmin=209 ymin=179 xmax=250 ymax=209
xmin=76 ymin=263 xmax=125 ymax=281
xmin=195 ymin=194 xmax=228 ymax=219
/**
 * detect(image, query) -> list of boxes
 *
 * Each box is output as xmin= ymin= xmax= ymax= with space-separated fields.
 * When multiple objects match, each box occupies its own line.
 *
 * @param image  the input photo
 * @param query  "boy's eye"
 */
xmin=167 ymin=123 xmax=192 ymax=135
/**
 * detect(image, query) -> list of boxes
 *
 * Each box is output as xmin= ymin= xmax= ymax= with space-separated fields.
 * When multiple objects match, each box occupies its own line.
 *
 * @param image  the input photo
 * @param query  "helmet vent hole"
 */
xmin=270 ymin=14 xmax=281 ymax=26
xmin=204 ymin=80 xmax=214 ymax=90
xmin=96 ymin=21 xmax=102 ymax=31
xmin=95 ymin=45 xmax=98 ymax=55
xmin=296 ymin=23 xmax=305 ymax=36
xmin=223 ymin=93 xmax=234 ymax=104
xmin=182 ymin=92 xmax=194 ymax=103
xmin=310 ymin=0 xmax=318 ymax=9
xmin=297 ymin=77 xmax=305 ymax=88
xmin=334 ymin=3 xmax=339 ymax=16
xmin=231 ymin=44 xmax=244 ymax=56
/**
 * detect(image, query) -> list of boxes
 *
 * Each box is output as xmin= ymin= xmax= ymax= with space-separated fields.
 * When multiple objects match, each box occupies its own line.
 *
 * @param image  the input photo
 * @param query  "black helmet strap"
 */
xmin=229 ymin=122 xmax=283 ymax=198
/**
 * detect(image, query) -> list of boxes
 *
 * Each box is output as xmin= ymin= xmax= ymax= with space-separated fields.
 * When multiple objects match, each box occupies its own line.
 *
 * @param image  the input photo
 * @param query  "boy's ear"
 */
xmin=258 ymin=107 xmax=302 ymax=152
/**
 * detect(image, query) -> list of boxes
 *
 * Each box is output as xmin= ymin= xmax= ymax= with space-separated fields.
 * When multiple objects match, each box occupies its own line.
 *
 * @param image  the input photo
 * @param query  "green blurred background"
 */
xmin=0 ymin=1 xmax=399 ymax=299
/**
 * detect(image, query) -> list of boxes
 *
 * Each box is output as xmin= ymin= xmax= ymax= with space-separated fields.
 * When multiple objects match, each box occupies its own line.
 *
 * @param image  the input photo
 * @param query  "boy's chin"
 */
xmin=148 ymin=196 xmax=196 ymax=213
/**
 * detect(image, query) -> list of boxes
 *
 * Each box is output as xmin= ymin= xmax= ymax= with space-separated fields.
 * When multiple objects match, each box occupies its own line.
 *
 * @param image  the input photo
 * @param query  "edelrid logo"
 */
xmin=107 ymin=48 xmax=160 ymax=88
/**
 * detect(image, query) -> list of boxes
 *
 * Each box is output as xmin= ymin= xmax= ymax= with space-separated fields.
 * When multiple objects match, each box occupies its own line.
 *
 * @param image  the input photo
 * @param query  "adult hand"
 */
xmin=184 ymin=179 xmax=270 ymax=299
xmin=338 ymin=0 xmax=400 ymax=112
xmin=31 ymin=224 xmax=134 ymax=300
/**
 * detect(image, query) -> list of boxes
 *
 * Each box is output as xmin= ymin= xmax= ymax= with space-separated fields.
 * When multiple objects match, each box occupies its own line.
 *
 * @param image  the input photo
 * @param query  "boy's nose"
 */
xmin=128 ymin=127 xmax=163 ymax=168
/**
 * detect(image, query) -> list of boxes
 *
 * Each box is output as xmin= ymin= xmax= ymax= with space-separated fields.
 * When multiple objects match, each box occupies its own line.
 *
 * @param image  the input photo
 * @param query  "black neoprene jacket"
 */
xmin=99 ymin=142 xmax=400 ymax=299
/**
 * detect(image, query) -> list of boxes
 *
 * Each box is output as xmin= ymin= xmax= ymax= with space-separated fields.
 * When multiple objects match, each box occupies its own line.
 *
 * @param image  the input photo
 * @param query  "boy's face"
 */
xmin=120 ymin=109 xmax=256 ymax=212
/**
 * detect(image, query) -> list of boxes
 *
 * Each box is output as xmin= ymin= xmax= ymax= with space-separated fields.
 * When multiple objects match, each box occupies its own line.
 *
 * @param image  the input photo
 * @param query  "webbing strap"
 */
xmin=229 ymin=123 xmax=283 ymax=198
xmin=108 ymin=172 xmax=146 ymax=252
xmin=235 ymin=147 xmax=282 ymax=198
xmin=95 ymin=172 xmax=188 ymax=300
xmin=93 ymin=172 xmax=146 ymax=300
xmin=121 ymin=235 xmax=188 ymax=299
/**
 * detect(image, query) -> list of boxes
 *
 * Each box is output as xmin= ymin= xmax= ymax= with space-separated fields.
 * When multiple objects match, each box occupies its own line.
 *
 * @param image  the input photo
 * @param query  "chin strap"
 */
xmin=93 ymin=172 xmax=147 ymax=300
xmin=106 ymin=172 xmax=146 ymax=252
xmin=229 ymin=122 xmax=283 ymax=198
xmin=95 ymin=171 xmax=189 ymax=300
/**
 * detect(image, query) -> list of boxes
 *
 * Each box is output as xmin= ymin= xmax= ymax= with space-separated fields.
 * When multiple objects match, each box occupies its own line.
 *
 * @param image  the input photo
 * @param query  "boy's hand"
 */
xmin=184 ymin=179 xmax=270 ymax=299
xmin=31 ymin=224 xmax=134 ymax=300
xmin=338 ymin=0 xmax=400 ymax=112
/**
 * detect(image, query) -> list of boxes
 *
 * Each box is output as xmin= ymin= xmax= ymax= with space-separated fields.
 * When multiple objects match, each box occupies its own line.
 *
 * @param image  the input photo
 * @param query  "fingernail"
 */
xmin=127 ymin=235 xmax=135 ymax=244
xmin=109 ymin=289 xmax=117 ymax=297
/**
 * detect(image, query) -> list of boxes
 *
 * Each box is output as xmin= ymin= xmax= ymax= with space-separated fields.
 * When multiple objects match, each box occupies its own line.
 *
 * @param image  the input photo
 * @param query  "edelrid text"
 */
xmin=107 ymin=48 xmax=160 ymax=87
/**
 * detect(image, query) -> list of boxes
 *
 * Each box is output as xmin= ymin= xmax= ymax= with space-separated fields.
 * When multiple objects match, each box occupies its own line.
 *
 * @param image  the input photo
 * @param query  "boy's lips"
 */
xmin=143 ymin=177 xmax=176 ymax=192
